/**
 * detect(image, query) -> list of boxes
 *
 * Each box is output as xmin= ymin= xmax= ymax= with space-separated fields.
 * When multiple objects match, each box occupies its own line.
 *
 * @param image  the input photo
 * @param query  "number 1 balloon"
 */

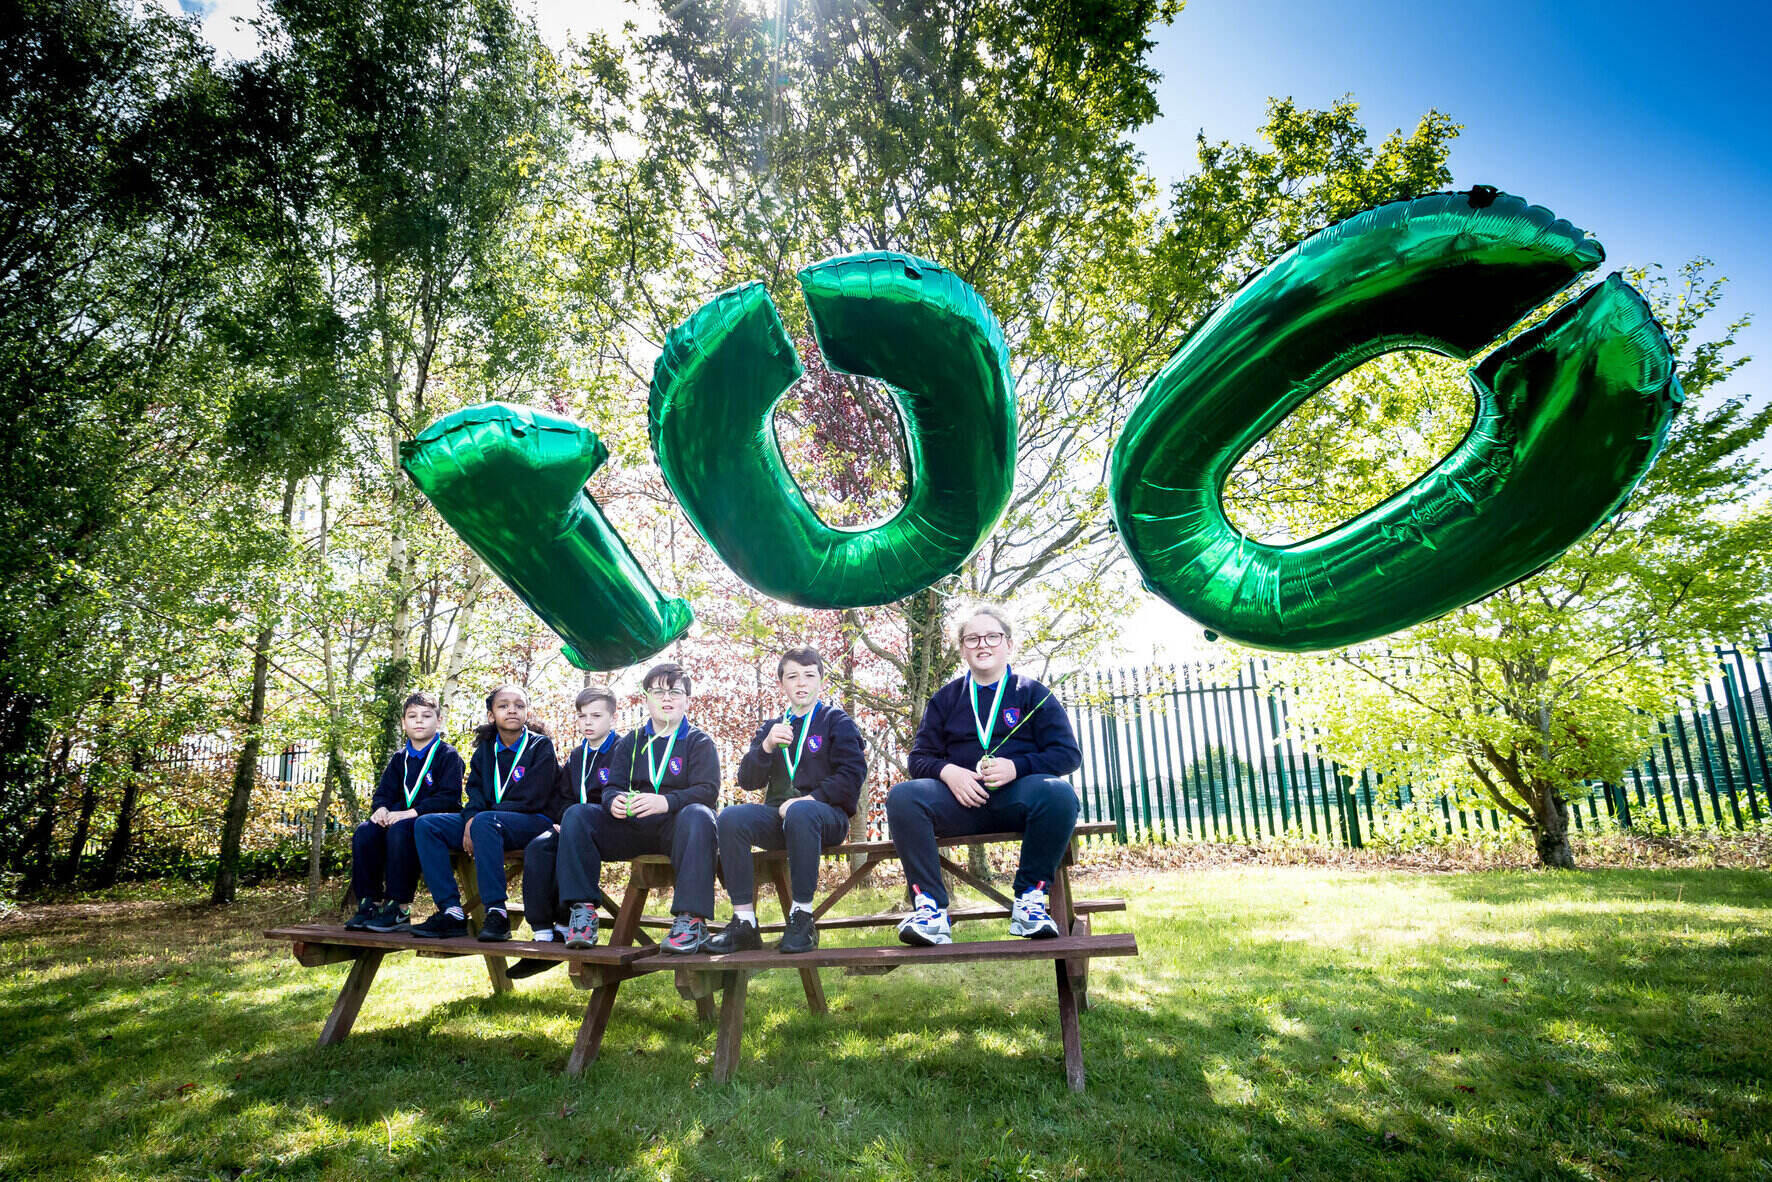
xmin=1109 ymin=187 xmax=1682 ymax=651
xmin=399 ymin=403 xmax=692 ymax=670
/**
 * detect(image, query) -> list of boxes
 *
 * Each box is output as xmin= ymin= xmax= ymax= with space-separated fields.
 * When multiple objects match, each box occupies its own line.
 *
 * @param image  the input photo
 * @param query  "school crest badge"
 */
xmin=598 ymin=767 xmax=611 ymax=783
xmin=512 ymin=765 xmax=526 ymax=781
xmin=1002 ymin=707 xmax=1021 ymax=728
xmin=807 ymin=734 xmax=823 ymax=753
xmin=668 ymin=756 xmax=684 ymax=775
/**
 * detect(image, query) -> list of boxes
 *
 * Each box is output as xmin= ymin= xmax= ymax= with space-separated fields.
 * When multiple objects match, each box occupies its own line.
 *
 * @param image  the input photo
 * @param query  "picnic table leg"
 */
xmin=567 ymin=880 xmax=650 ymax=1076
xmin=455 ymin=853 xmax=511 ymax=994
xmin=767 ymin=862 xmax=828 ymax=1016
xmin=1055 ymin=955 xmax=1085 ymax=1093
xmin=712 ymin=969 xmax=749 ymax=1083
xmin=319 ymin=951 xmax=384 ymax=1046
xmin=1052 ymin=863 xmax=1087 ymax=1012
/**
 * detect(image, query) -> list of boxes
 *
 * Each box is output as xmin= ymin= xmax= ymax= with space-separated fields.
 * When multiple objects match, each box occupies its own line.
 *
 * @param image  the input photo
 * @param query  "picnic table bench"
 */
xmin=266 ymin=820 xmax=1136 ymax=1091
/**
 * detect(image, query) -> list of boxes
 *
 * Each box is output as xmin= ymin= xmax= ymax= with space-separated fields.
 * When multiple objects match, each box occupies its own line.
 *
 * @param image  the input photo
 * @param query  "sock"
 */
xmin=489 ymin=906 xmax=507 ymax=917
xmin=733 ymin=906 xmax=756 ymax=925
xmin=790 ymin=901 xmax=813 ymax=917
xmin=532 ymin=929 xmax=555 ymax=942
xmin=445 ymin=906 xmax=465 ymax=920
xmin=554 ymin=923 xmax=570 ymax=936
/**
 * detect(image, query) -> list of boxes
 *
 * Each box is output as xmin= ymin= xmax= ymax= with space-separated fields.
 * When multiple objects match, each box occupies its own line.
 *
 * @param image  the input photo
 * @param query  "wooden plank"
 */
xmin=1068 ymin=915 xmax=1091 ymax=1013
xmin=318 ymin=951 xmax=383 ymax=1046
xmin=768 ymin=861 xmax=828 ymax=1016
xmin=712 ymin=970 xmax=749 ymax=1083
xmin=264 ymin=925 xmax=653 ymax=966
xmin=675 ymin=968 xmax=714 ymax=1001
xmin=809 ymin=853 xmax=887 ymax=921
xmin=654 ymin=932 xmax=1137 ymax=972
xmin=568 ymin=880 xmax=650 ymax=1075
xmin=1055 ymin=954 xmax=1085 ymax=1093
xmin=292 ymin=940 xmax=358 ymax=968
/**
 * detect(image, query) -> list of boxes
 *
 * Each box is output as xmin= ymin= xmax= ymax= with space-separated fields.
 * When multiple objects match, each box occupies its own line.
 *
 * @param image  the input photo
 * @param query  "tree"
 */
xmin=1265 ymin=262 xmax=1771 ymax=867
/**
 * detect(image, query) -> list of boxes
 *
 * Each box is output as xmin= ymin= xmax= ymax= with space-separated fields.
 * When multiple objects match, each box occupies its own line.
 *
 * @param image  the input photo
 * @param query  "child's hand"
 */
xmin=762 ymin=722 xmax=794 ymax=753
xmin=628 ymin=792 xmax=669 ymax=819
xmin=370 ymin=807 xmax=389 ymax=827
xmin=463 ymin=826 xmax=475 ymax=855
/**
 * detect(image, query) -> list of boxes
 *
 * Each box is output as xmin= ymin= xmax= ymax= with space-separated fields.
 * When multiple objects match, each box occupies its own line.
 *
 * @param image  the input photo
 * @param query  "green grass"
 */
xmin=2 ymin=867 xmax=1768 ymax=1180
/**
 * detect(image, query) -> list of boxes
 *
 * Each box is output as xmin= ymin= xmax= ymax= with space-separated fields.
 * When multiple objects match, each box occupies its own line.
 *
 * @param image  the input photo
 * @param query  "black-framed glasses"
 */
xmin=960 ymin=631 xmax=1006 ymax=649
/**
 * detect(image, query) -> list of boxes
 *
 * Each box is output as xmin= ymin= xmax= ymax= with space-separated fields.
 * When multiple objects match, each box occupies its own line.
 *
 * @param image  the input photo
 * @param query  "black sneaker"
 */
xmin=411 ymin=910 xmax=469 ymax=940
xmin=344 ymin=898 xmax=380 ymax=931
xmin=661 ymin=914 xmax=710 ymax=955
xmin=505 ymin=958 xmax=560 ymax=980
xmin=705 ymin=915 xmax=761 ymax=955
xmin=477 ymin=909 xmax=512 ymax=942
xmin=365 ymin=901 xmax=410 ymax=933
xmin=778 ymin=909 xmax=819 ymax=954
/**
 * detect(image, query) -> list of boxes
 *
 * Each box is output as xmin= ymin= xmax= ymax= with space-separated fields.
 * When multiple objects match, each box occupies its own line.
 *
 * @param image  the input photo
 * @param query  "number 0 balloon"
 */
xmin=649 ymin=252 xmax=1017 ymax=608
xmin=1109 ymin=188 xmax=1682 ymax=651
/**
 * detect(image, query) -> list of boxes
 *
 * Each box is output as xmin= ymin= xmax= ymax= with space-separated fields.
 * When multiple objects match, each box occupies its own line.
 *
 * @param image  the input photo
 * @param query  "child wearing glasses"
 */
xmin=887 ymin=606 xmax=1081 ymax=945
xmin=553 ymin=662 xmax=722 ymax=954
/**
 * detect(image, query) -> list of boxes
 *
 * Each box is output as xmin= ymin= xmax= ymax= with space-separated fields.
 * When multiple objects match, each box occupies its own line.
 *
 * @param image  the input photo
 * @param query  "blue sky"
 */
xmin=1133 ymin=0 xmax=1769 ymax=389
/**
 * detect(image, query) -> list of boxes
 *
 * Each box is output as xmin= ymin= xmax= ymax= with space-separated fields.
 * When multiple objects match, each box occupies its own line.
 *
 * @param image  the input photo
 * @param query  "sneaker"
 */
xmin=364 ymin=901 xmax=411 ymax=933
xmin=411 ymin=910 xmax=468 ymax=940
xmin=505 ymin=957 xmax=560 ymax=980
xmin=778 ymin=909 xmax=818 ymax=954
xmin=477 ymin=909 xmax=512 ymax=942
xmin=662 ymin=914 xmax=710 ymax=955
xmin=705 ymin=914 xmax=761 ymax=955
xmin=344 ymin=898 xmax=380 ymax=931
xmin=1009 ymin=882 xmax=1061 ymax=939
xmin=896 ymin=888 xmax=952 ymax=946
xmin=563 ymin=902 xmax=599 ymax=950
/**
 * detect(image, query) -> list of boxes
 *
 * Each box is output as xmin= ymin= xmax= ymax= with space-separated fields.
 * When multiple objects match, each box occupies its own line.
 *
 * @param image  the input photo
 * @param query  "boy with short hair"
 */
xmin=505 ymin=686 xmax=621 ymax=979
xmin=555 ymin=662 xmax=721 ymax=954
xmin=707 ymin=646 xmax=866 ymax=954
xmin=346 ymin=691 xmax=465 ymax=933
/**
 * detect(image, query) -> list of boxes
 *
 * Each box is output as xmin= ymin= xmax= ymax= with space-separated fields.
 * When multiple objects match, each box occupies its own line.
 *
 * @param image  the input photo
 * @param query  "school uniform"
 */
xmin=521 ymin=732 xmax=619 ymax=932
xmin=719 ymin=703 xmax=865 ymax=907
xmin=350 ymin=737 xmax=465 ymax=905
xmin=555 ymin=718 xmax=720 ymax=918
xmin=886 ymin=669 xmax=1081 ymax=909
xmin=415 ymin=729 xmax=560 ymax=913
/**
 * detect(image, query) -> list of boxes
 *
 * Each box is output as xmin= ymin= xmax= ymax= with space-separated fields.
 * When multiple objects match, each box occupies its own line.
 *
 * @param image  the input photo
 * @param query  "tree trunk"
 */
xmin=440 ymin=552 xmax=486 ymax=723
xmin=19 ymin=731 xmax=74 ymax=890
xmin=1532 ymin=784 xmax=1576 ymax=869
xmin=306 ymin=748 xmax=339 ymax=910
xmin=98 ymin=669 xmax=161 ymax=887
xmin=54 ymin=769 xmax=99 ymax=886
xmin=213 ymin=475 xmax=298 ymax=905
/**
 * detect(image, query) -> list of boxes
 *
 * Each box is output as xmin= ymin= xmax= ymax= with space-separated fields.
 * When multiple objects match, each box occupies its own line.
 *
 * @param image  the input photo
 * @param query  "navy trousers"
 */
xmin=717 ymin=800 xmax=850 ymax=907
xmin=884 ymin=773 xmax=1079 ymax=909
xmin=415 ymin=810 xmax=554 ymax=912
xmin=555 ymin=802 xmax=718 ymax=919
xmin=521 ymin=827 xmax=565 ymax=932
xmin=349 ymin=816 xmax=422 ymax=904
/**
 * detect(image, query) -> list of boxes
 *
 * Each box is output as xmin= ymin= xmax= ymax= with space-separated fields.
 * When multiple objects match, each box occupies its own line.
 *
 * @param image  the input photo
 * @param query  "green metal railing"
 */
xmin=1062 ymin=637 xmax=1772 ymax=846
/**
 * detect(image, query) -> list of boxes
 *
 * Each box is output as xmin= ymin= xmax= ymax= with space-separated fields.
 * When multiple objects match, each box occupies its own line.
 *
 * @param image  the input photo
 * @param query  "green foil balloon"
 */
xmin=649 ymin=251 xmax=1017 ymax=608
xmin=1110 ymin=189 xmax=1683 ymax=651
xmin=400 ymin=403 xmax=692 ymax=669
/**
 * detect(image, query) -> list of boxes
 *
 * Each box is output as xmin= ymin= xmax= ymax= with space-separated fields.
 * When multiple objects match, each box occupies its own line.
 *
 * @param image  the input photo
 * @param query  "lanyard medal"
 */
xmin=491 ymin=730 xmax=530 ymax=804
xmin=403 ymin=739 xmax=441 ymax=809
xmin=645 ymin=723 xmax=680 ymax=792
xmin=969 ymin=666 xmax=1010 ymax=772
xmin=578 ymin=733 xmax=613 ymax=803
xmin=781 ymin=700 xmax=819 ymax=783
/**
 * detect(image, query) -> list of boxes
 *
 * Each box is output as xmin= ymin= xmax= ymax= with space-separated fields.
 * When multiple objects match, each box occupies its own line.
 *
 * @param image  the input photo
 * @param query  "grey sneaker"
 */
xmin=1009 ymin=883 xmax=1060 ymax=938
xmin=896 ymin=888 xmax=952 ymax=946
xmin=563 ymin=902 xmax=599 ymax=949
xmin=662 ymin=914 xmax=710 ymax=955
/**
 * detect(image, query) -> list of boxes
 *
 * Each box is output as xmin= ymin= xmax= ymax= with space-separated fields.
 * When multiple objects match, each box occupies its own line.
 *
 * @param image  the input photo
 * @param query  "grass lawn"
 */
xmin=2 ymin=866 xmax=1768 ymax=1180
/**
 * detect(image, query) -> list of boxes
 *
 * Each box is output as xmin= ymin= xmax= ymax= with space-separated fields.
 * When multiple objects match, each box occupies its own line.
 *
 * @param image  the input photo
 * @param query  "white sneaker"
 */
xmin=896 ymin=888 xmax=952 ymax=946
xmin=1010 ymin=883 xmax=1061 ymax=939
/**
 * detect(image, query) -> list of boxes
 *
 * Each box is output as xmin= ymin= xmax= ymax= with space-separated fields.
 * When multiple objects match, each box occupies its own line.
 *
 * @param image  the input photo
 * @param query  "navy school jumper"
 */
xmin=520 ymin=732 xmax=620 ymax=931
xmin=415 ymin=730 xmax=560 ymax=912
xmin=350 ymin=737 xmax=464 ymax=904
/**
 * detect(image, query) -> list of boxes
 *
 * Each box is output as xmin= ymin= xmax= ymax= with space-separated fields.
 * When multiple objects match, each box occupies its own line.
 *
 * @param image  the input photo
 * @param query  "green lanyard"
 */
xmin=781 ymin=701 xmax=819 ymax=782
xmin=491 ymin=731 xmax=530 ymax=804
xmin=644 ymin=723 xmax=680 ymax=792
xmin=578 ymin=734 xmax=613 ymax=804
xmin=402 ymin=739 xmax=441 ymax=809
xmin=968 ymin=667 xmax=1010 ymax=754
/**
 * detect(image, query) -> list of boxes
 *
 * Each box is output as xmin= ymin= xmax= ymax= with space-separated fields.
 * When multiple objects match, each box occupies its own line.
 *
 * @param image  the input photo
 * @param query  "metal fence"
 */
xmin=1061 ymin=638 xmax=1772 ymax=846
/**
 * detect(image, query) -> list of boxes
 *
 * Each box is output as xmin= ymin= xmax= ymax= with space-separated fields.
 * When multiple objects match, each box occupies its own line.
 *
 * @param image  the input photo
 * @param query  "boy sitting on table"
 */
xmin=706 ymin=646 xmax=867 ymax=954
